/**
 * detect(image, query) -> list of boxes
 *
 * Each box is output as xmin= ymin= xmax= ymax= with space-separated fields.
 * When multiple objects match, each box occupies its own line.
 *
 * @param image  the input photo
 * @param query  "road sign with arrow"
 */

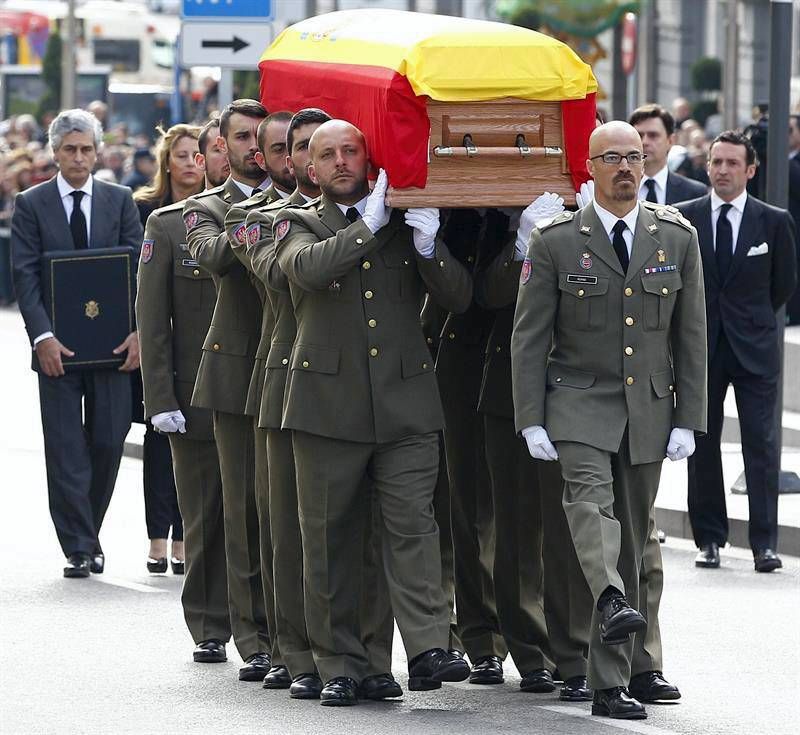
xmin=180 ymin=22 xmax=272 ymax=68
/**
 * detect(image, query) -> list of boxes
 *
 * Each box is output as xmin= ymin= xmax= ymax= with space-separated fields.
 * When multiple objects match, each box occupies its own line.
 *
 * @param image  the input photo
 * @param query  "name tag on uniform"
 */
xmin=566 ymin=274 xmax=598 ymax=285
xmin=182 ymin=258 xmax=199 ymax=267
xmin=643 ymin=265 xmax=677 ymax=274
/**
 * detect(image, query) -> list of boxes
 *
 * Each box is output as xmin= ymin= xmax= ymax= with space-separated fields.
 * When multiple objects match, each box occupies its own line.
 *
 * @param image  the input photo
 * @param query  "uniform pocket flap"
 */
xmin=558 ymin=273 xmax=609 ymax=298
xmin=202 ymin=326 xmax=251 ymax=357
xmin=266 ymin=341 xmax=292 ymax=369
xmin=291 ymin=343 xmax=340 ymax=375
xmin=547 ymin=365 xmax=596 ymax=389
xmin=641 ymin=272 xmax=683 ymax=296
xmin=401 ymin=349 xmax=434 ymax=379
xmin=650 ymin=369 xmax=675 ymax=398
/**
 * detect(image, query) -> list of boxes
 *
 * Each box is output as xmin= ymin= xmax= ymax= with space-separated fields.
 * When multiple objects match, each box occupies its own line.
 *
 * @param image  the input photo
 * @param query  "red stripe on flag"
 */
xmin=561 ymin=93 xmax=596 ymax=191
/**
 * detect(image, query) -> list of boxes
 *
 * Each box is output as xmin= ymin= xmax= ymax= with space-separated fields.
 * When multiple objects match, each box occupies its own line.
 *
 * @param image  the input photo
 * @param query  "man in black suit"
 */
xmin=12 ymin=109 xmax=143 ymax=578
xmin=677 ymin=130 xmax=797 ymax=573
xmin=629 ymin=104 xmax=708 ymax=206
xmin=787 ymin=114 xmax=800 ymax=324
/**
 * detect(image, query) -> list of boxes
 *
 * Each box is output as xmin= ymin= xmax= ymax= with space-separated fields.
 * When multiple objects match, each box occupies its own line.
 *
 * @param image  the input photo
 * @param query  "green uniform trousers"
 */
xmin=254 ymin=423 xmax=279 ymax=663
xmin=483 ymin=414 xmax=552 ymax=673
xmin=556 ymin=439 xmax=662 ymax=690
xmin=292 ymin=430 xmax=450 ymax=683
xmin=168 ymin=434 xmax=231 ymax=644
xmin=213 ymin=410 xmax=269 ymax=659
xmin=537 ymin=458 xmax=591 ymax=681
xmin=633 ymin=516 xmax=664 ymax=675
xmin=266 ymin=427 xmax=394 ymax=678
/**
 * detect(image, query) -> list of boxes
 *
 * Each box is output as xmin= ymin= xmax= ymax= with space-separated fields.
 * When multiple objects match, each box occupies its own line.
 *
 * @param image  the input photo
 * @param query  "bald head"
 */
xmin=586 ymin=121 xmax=644 ymax=214
xmin=308 ymin=119 xmax=370 ymax=205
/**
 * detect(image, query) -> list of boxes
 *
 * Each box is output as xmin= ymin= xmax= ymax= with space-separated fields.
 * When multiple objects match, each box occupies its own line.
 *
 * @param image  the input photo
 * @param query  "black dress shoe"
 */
xmin=289 ymin=673 xmax=323 ymax=699
xmin=754 ymin=549 xmax=782 ymax=573
xmin=695 ymin=542 xmax=720 ymax=568
xmin=147 ymin=557 xmax=168 ymax=574
xmin=599 ymin=595 xmax=647 ymax=645
xmin=90 ymin=550 xmax=104 ymax=574
xmin=359 ymin=673 xmax=403 ymax=700
xmin=592 ymin=687 xmax=647 ymax=719
xmin=262 ymin=664 xmax=292 ymax=689
xmin=64 ymin=552 xmax=91 ymax=578
xmin=193 ymin=639 xmax=227 ymax=663
xmin=170 ymin=557 xmax=185 ymax=575
xmin=408 ymin=648 xmax=470 ymax=691
xmin=468 ymin=655 xmax=504 ymax=685
xmin=320 ymin=676 xmax=359 ymax=706
xmin=239 ymin=652 xmax=271 ymax=681
xmin=520 ymin=668 xmax=555 ymax=693
xmin=560 ymin=675 xmax=593 ymax=701
xmin=629 ymin=671 xmax=681 ymax=702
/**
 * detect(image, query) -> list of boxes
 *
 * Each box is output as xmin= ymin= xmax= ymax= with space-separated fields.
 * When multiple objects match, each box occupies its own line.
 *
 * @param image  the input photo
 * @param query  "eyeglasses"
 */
xmin=590 ymin=152 xmax=647 ymax=165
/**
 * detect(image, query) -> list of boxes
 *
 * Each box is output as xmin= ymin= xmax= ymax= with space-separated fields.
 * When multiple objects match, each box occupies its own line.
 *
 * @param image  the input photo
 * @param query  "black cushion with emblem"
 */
xmin=40 ymin=247 xmax=137 ymax=371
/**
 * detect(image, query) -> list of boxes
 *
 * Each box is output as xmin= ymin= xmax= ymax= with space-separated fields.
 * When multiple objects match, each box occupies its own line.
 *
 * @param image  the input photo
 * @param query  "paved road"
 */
xmin=1 ymin=305 xmax=798 ymax=735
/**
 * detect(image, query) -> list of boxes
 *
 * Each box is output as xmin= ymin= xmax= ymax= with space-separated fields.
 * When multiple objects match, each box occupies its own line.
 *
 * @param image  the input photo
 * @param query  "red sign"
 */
xmin=621 ymin=12 xmax=637 ymax=76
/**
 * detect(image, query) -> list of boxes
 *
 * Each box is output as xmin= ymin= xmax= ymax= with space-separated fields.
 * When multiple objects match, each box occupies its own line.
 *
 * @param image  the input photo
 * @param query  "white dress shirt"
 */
xmin=35 ymin=174 xmax=94 ymax=347
xmin=336 ymin=196 xmax=368 ymax=218
xmin=638 ymin=164 xmax=669 ymax=205
xmin=592 ymin=200 xmax=640 ymax=257
xmin=710 ymin=189 xmax=747 ymax=251
xmin=232 ymin=176 xmax=271 ymax=198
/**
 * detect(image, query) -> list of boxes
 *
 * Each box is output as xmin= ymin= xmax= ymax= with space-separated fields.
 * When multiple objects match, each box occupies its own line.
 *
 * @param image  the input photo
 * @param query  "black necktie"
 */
xmin=715 ymin=203 xmax=733 ymax=280
xmin=345 ymin=207 xmax=361 ymax=223
xmin=612 ymin=220 xmax=629 ymax=273
xmin=644 ymin=179 xmax=658 ymax=203
xmin=70 ymin=190 xmax=88 ymax=250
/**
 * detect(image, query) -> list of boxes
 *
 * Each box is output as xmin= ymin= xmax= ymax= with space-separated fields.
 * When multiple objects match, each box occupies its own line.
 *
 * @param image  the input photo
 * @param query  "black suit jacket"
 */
xmin=11 ymin=175 xmax=143 ymax=351
xmin=665 ymin=171 xmax=708 ymax=205
xmin=677 ymin=193 xmax=797 ymax=376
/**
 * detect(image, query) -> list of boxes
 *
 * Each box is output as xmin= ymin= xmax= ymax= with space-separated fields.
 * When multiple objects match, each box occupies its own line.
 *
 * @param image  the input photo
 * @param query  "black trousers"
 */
xmin=688 ymin=333 xmax=780 ymax=552
xmin=143 ymin=423 xmax=182 ymax=540
xmin=38 ymin=370 xmax=131 ymax=556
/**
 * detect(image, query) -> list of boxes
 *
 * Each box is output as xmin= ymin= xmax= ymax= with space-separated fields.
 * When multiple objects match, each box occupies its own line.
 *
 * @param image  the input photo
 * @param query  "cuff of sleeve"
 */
xmin=33 ymin=331 xmax=54 ymax=348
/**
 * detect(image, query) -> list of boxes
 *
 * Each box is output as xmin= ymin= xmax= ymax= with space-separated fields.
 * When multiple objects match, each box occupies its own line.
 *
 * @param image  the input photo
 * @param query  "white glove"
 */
xmin=514 ymin=192 xmax=565 ymax=260
xmin=152 ymin=410 xmax=187 ymax=434
xmin=666 ymin=427 xmax=695 ymax=461
xmin=362 ymin=168 xmax=391 ymax=234
xmin=575 ymin=180 xmax=595 ymax=209
xmin=405 ymin=207 xmax=440 ymax=258
xmin=522 ymin=425 xmax=559 ymax=461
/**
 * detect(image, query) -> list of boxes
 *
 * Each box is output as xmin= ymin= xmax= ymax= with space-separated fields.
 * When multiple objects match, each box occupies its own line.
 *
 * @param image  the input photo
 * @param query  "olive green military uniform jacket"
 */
xmin=273 ymin=196 xmax=473 ymax=444
xmin=245 ymin=190 xmax=307 ymax=430
xmin=511 ymin=202 xmax=708 ymax=465
xmin=136 ymin=201 xmax=216 ymax=441
xmin=223 ymin=183 xmax=285 ymax=417
xmin=184 ymin=177 xmax=260 ymax=416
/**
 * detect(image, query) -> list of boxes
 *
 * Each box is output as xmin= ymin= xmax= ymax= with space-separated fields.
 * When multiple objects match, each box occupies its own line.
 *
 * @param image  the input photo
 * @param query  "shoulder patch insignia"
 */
xmin=141 ymin=239 xmax=154 ymax=264
xmin=520 ymin=257 xmax=532 ymax=285
xmin=247 ymin=223 xmax=261 ymax=245
xmin=232 ymin=222 xmax=247 ymax=246
xmin=275 ymin=219 xmax=290 ymax=242
xmin=183 ymin=211 xmax=198 ymax=231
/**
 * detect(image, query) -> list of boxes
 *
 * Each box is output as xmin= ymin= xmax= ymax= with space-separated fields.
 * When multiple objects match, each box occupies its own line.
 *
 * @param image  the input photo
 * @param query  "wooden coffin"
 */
xmin=385 ymin=97 xmax=576 ymax=209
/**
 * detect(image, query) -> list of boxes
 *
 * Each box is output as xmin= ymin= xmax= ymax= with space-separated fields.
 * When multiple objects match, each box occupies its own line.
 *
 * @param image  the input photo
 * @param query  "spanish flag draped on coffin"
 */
xmin=259 ymin=9 xmax=597 ymax=207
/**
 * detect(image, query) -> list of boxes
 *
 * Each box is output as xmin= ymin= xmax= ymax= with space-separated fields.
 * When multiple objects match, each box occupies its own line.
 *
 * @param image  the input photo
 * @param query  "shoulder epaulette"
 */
xmin=264 ymin=197 xmax=291 ymax=211
xmin=538 ymin=210 xmax=574 ymax=231
xmin=154 ymin=199 xmax=187 ymax=215
xmin=647 ymin=202 xmax=693 ymax=230
xmin=191 ymin=185 xmax=225 ymax=201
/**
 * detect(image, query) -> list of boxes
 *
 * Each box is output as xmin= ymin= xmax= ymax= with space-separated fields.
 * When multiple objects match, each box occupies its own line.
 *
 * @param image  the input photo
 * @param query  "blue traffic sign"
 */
xmin=182 ymin=1 xmax=272 ymax=20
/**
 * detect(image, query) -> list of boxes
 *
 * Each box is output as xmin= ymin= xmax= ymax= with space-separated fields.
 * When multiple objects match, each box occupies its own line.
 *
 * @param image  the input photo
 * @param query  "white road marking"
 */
xmin=92 ymin=577 xmax=168 ymax=593
xmin=538 ymin=705 xmax=683 ymax=735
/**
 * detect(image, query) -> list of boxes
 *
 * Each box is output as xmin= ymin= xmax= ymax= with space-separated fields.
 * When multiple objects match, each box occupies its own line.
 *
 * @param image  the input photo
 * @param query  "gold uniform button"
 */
xmin=467 ymin=255 xmax=474 ymax=263
xmin=662 ymin=287 xmax=669 ymax=295
xmin=555 ymin=377 xmax=562 ymax=383
xmin=577 ymin=289 xmax=585 ymax=297
xmin=625 ymin=346 xmax=634 ymax=356
xmin=281 ymin=358 xmax=289 ymax=365
xmin=302 ymin=360 xmax=310 ymax=368
xmin=626 ymin=376 xmax=635 ymax=386
xmin=624 ymin=287 xmax=633 ymax=297
xmin=669 ymin=384 xmax=674 ymax=392
xmin=193 ymin=269 xmax=200 ymax=276
xmin=422 ymin=362 xmax=429 ymax=369
xmin=625 ymin=316 xmax=634 ymax=326
xmin=368 ymin=319 xmax=377 ymax=328
xmin=362 ymin=261 xmax=371 ymax=270
xmin=426 ymin=337 xmax=433 ymax=344
xmin=364 ymin=290 xmax=373 ymax=299
xmin=355 ymin=238 xmax=364 ymax=245
xmin=212 ymin=343 xmax=220 ymax=351
xmin=369 ymin=347 xmax=379 ymax=357
xmin=439 ymin=260 xmax=445 ymax=268
xmin=495 ymin=346 xmax=501 ymax=352
xmin=448 ymin=332 xmax=455 ymax=340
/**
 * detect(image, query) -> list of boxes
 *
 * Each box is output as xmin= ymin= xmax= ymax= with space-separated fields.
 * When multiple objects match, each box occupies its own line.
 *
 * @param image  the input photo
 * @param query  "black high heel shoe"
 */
xmin=147 ymin=557 xmax=168 ymax=574
xmin=171 ymin=557 xmax=185 ymax=575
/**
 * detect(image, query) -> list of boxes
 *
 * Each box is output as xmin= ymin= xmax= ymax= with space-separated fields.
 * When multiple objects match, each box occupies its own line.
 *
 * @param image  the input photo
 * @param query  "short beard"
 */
xmin=612 ymin=184 xmax=636 ymax=202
